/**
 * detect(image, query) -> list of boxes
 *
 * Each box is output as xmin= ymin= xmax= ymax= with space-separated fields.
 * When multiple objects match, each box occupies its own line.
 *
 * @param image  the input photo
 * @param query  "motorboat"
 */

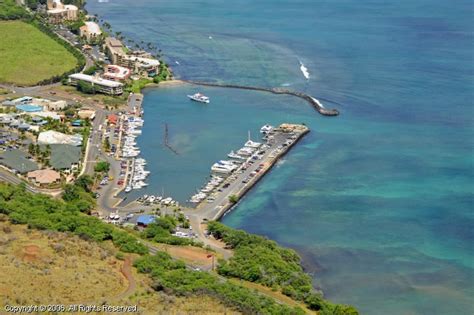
xmin=260 ymin=124 xmax=274 ymax=133
xmin=228 ymin=150 xmax=245 ymax=160
xmin=187 ymin=93 xmax=210 ymax=104
xmin=244 ymin=139 xmax=261 ymax=148
xmin=125 ymin=186 xmax=132 ymax=193
xmin=237 ymin=147 xmax=255 ymax=156
xmin=211 ymin=163 xmax=236 ymax=174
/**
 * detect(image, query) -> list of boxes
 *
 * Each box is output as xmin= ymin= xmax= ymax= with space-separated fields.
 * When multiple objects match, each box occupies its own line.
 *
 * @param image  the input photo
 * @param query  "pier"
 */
xmin=193 ymin=124 xmax=310 ymax=221
xmin=183 ymin=80 xmax=340 ymax=116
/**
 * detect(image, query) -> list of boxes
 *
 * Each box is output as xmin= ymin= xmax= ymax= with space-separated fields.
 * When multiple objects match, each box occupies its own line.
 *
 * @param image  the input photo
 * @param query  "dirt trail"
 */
xmin=116 ymin=256 xmax=136 ymax=300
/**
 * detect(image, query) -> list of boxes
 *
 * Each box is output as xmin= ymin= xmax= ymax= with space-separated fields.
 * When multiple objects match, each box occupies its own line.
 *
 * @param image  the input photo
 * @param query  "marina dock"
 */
xmin=193 ymin=123 xmax=310 ymax=221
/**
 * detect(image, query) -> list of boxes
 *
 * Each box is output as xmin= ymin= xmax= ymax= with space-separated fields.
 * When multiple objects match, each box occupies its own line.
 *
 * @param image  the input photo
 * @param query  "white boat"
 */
xmin=125 ymin=186 xmax=132 ymax=193
xmin=187 ymin=93 xmax=210 ymax=104
xmin=260 ymin=124 xmax=274 ymax=133
xmin=245 ymin=140 xmax=261 ymax=148
xmin=211 ymin=163 xmax=236 ymax=174
xmin=237 ymin=147 xmax=255 ymax=156
xmin=228 ymin=150 xmax=245 ymax=160
xmin=244 ymin=131 xmax=261 ymax=148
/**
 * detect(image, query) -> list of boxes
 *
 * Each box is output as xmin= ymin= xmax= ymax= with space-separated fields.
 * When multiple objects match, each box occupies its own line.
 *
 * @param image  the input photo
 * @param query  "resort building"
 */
xmin=38 ymin=130 xmax=83 ymax=146
xmin=27 ymin=169 xmax=61 ymax=186
xmin=46 ymin=0 xmax=78 ymax=24
xmin=104 ymin=37 xmax=160 ymax=77
xmin=80 ymin=22 xmax=102 ymax=42
xmin=49 ymin=144 xmax=82 ymax=173
xmin=103 ymin=65 xmax=131 ymax=81
xmin=68 ymin=73 xmax=124 ymax=95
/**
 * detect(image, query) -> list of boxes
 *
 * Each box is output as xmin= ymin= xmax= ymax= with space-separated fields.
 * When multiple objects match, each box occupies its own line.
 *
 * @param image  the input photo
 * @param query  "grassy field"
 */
xmin=0 ymin=21 xmax=78 ymax=86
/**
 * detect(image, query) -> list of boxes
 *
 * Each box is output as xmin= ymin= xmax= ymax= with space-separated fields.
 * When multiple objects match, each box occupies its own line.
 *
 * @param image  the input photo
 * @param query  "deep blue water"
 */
xmin=87 ymin=0 xmax=474 ymax=314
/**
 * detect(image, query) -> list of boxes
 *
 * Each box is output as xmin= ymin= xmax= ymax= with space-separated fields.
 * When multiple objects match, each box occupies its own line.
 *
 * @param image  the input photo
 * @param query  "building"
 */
xmin=68 ymin=73 xmax=123 ymax=95
xmin=136 ymin=215 xmax=156 ymax=227
xmin=49 ymin=144 xmax=82 ymax=173
xmin=38 ymin=130 xmax=83 ymax=146
xmin=104 ymin=37 xmax=126 ymax=64
xmin=80 ymin=22 xmax=102 ymax=42
xmin=103 ymin=65 xmax=131 ymax=81
xmin=104 ymin=37 xmax=160 ymax=77
xmin=0 ymin=149 xmax=39 ymax=174
xmin=47 ymin=0 xmax=78 ymax=24
xmin=77 ymin=109 xmax=96 ymax=120
xmin=27 ymin=169 xmax=61 ymax=185
xmin=46 ymin=100 xmax=68 ymax=111
xmin=107 ymin=114 xmax=118 ymax=125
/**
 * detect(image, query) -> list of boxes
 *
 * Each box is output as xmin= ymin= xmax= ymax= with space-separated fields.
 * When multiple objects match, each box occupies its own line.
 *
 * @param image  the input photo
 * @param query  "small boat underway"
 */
xmin=188 ymin=93 xmax=210 ymax=104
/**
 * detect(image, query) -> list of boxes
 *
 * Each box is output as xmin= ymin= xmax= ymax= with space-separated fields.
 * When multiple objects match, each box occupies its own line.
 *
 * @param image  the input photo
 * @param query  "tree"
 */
xmin=94 ymin=161 xmax=110 ymax=173
xmin=228 ymin=195 xmax=238 ymax=204
xmin=75 ymin=175 xmax=93 ymax=192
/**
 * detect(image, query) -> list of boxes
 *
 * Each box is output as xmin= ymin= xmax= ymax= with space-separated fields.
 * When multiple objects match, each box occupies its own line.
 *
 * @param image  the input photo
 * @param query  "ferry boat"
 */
xmin=187 ymin=93 xmax=210 ymax=104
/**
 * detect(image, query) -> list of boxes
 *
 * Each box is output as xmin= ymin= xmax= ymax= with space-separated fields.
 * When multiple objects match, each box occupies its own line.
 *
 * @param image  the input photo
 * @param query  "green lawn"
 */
xmin=0 ymin=21 xmax=79 ymax=86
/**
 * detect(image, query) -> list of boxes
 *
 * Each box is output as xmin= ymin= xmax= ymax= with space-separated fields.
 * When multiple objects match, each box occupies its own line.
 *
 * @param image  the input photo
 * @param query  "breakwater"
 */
xmin=182 ymin=80 xmax=340 ymax=116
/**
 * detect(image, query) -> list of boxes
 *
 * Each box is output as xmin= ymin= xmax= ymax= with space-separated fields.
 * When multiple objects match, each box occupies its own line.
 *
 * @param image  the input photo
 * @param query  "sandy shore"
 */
xmin=157 ymin=79 xmax=186 ymax=86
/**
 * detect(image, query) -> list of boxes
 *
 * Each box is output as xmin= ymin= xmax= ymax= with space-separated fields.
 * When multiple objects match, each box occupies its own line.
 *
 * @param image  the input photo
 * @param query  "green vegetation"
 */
xmin=0 ymin=21 xmax=81 ymax=85
xmin=141 ymin=215 xmax=199 ymax=246
xmin=94 ymin=161 xmax=110 ymax=173
xmin=77 ymin=80 xmax=96 ymax=94
xmin=152 ymin=62 xmax=172 ymax=84
xmin=83 ymin=65 xmax=98 ymax=75
xmin=0 ymin=182 xmax=147 ymax=254
xmin=228 ymin=194 xmax=239 ymax=204
xmin=134 ymin=253 xmax=305 ymax=315
xmin=126 ymin=78 xmax=153 ymax=93
xmin=0 ymin=0 xmax=28 ymax=20
xmin=207 ymin=221 xmax=358 ymax=314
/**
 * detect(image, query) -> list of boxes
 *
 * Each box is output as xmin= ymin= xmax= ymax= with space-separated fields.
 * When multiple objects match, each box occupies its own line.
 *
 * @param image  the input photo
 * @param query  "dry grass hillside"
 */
xmin=0 ymin=221 xmax=239 ymax=314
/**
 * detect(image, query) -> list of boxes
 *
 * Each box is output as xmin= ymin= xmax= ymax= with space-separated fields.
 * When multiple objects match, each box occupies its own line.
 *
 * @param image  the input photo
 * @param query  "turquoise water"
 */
xmin=87 ymin=0 xmax=474 ymax=314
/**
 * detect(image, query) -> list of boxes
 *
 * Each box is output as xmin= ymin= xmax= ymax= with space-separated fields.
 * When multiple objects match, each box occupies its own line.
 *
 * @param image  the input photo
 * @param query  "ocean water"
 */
xmin=87 ymin=0 xmax=474 ymax=314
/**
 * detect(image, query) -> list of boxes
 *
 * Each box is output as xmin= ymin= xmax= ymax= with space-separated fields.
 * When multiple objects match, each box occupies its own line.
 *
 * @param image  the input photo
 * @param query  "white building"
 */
xmin=38 ymin=130 xmax=83 ymax=146
xmin=47 ymin=0 xmax=78 ymax=23
xmin=68 ymin=73 xmax=123 ymax=95
xmin=80 ymin=22 xmax=102 ymax=42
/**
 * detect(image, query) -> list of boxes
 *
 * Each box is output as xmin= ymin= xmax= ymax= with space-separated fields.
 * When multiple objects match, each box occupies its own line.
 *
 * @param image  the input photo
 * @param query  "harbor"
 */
xmin=191 ymin=123 xmax=310 ymax=221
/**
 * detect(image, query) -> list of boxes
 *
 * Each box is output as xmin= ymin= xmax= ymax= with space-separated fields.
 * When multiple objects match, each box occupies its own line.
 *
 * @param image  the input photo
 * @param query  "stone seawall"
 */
xmin=183 ymin=80 xmax=340 ymax=116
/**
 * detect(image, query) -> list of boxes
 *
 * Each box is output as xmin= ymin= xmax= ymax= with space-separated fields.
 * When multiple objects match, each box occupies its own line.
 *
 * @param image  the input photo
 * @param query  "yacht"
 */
xmin=187 ymin=93 xmax=210 ymax=104
xmin=260 ymin=124 xmax=274 ymax=133
xmin=125 ymin=186 xmax=132 ymax=193
xmin=211 ymin=163 xmax=236 ymax=174
xmin=237 ymin=147 xmax=255 ymax=156
xmin=245 ymin=139 xmax=261 ymax=148
xmin=228 ymin=150 xmax=245 ymax=160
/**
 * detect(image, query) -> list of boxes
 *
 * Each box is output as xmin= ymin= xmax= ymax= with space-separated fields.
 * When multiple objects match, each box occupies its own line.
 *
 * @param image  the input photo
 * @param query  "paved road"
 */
xmin=193 ymin=130 xmax=297 ymax=221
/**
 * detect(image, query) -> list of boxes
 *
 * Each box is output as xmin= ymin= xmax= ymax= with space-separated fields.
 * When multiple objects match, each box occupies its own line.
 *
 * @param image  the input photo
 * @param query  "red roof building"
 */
xmin=107 ymin=114 xmax=118 ymax=125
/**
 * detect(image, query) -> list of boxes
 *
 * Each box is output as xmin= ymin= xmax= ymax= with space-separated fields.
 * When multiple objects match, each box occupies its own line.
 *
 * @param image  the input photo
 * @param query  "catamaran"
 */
xmin=187 ymin=93 xmax=210 ymax=104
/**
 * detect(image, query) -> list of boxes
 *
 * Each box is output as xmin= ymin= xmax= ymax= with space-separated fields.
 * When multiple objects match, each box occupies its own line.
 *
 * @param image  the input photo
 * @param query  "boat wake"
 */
xmin=299 ymin=61 xmax=310 ymax=80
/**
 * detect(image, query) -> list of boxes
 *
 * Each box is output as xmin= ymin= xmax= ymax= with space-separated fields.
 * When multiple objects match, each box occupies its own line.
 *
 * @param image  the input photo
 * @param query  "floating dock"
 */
xmin=194 ymin=124 xmax=310 ymax=221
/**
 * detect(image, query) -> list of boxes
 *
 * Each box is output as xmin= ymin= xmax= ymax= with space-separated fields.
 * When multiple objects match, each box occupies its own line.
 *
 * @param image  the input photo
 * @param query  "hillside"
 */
xmin=0 ymin=219 xmax=239 ymax=314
